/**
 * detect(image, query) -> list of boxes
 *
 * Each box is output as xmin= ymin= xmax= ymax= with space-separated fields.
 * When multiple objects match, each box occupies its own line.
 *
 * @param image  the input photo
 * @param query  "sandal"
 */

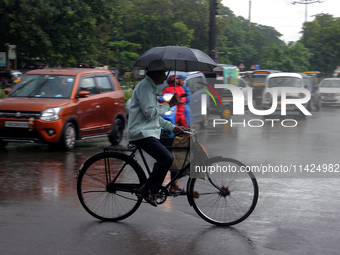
xmin=169 ymin=180 xmax=180 ymax=193
xmin=137 ymin=185 xmax=157 ymax=207
xmin=169 ymin=188 xmax=187 ymax=195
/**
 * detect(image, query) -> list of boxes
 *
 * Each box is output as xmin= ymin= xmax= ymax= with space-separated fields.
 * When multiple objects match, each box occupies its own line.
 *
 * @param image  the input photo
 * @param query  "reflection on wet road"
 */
xmin=1 ymin=145 xmax=89 ymax=201
xmin=1 ymin=107 xmax=340 ymax=254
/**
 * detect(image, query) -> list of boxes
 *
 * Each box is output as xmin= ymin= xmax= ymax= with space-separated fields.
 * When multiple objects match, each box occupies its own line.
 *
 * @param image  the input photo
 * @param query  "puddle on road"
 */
xmin=0 ymin=143 xmax=102 ymax=202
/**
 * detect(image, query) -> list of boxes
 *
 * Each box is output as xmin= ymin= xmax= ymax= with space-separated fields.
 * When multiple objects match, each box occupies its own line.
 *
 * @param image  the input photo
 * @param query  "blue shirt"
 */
xmin=182 ymin=85 xmax=190 ymax=105
xmin=127 ymin=76 xmax=175 ymax=142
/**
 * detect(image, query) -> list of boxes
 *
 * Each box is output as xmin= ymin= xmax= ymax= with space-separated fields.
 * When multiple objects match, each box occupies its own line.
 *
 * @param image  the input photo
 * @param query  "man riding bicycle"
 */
xmin=127 ymin=60 xmax=184 ymax=206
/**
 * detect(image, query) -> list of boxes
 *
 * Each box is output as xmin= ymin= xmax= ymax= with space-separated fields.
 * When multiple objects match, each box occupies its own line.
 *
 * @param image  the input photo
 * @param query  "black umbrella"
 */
xmin=134 ymin=46 xmax=217 ymax=72
xmin=134 ymin=46 xmax=217 ymax=92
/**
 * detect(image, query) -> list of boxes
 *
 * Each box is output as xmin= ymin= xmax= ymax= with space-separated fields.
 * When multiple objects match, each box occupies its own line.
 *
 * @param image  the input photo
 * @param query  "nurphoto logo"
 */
xmin=201 ymin=84 xmax=312 ymax=128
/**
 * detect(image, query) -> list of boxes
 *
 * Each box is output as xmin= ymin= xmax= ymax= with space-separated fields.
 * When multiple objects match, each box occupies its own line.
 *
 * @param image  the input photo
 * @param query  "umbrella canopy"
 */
xmin=134 ymin=46 xmax=217 ymax=72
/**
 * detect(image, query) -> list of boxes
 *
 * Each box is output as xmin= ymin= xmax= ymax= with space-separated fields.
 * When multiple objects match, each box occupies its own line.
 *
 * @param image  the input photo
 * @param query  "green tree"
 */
xmin=106 ymin=41 xmax=141 ymax=70
xmin=216 ymin=5 xmax=284 ymax=68
xmin=119 ymin=0 xmax=198 ymax=54
xmin=1 ymin=0 xmax=120 ymax=67
xmin=300 ymin=14 xmax=340 ymax=76
xmin=261 ymin=42 xmax=311 ymax=72
xmin=4 ymin=0 xmax=332 ymax=74
xmin=170 ymin=0 xmax=210 ymax=51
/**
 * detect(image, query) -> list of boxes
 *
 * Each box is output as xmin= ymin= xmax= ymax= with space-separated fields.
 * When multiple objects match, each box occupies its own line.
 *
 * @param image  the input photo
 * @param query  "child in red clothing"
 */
xmin=162 ymin=76 xmax=188 ymax=127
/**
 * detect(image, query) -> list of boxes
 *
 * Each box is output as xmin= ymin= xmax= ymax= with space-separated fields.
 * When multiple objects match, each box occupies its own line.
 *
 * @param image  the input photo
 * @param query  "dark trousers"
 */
xmin=133 ymin=137 xmax=174 ymax=193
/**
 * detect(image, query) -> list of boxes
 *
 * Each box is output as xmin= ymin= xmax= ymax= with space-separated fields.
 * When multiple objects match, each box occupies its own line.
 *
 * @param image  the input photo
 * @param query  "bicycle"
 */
xmin=77 ymin=129 xmax=259 ymax=226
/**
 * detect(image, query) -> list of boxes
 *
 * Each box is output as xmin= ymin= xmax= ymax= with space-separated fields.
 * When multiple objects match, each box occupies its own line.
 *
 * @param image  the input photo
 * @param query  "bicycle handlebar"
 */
xmin=183 ymin=129 xmax=196 ymax=135
xmin=173 ymin=128 xmax=196 ymax=137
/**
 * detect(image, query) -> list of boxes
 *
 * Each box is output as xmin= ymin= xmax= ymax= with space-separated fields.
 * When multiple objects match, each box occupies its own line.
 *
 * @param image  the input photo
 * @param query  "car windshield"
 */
xmin=252 ymin=74 xmax=268 ymax=83
xmin=9 ymin=74 xmax=75 ymax=98
xmin=319 ymin=79 xmax=340 ymax=88
xmin=267 ymin=77 xmax=302 ymax=88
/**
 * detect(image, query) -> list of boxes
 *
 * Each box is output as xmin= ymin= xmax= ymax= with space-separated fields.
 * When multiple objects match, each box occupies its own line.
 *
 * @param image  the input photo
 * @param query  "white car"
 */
xmin=319 ymin=78 xmax=340 ymax=105
xmin=261 ymin=72 xmax=308 ymax=113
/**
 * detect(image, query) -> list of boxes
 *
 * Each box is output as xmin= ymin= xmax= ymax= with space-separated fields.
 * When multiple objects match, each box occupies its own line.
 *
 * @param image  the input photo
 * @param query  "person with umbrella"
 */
xmin=127 ymin=60 xmax=184 ymax=207
xmin=134 ymin=45 xmax=216 ymax=126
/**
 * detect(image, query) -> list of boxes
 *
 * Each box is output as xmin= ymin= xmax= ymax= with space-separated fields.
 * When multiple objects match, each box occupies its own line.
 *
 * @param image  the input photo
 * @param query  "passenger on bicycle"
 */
xmin=127 ymin=60 xmax=184 ymax=207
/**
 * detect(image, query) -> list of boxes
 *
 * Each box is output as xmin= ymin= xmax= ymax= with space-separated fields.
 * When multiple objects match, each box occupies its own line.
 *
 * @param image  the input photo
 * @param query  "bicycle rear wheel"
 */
xmin=77 ymin=152 xmax=146 ymax=221
xmin=188 ymin=157 xmax=258 ymax=226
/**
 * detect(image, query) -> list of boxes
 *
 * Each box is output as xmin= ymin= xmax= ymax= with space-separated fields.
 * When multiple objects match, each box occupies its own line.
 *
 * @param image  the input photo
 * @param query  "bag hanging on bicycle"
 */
xmin=160 ymin=132 xmax=190 ymax=174
xmin=169 ymin=135 xmax=190 ymax=174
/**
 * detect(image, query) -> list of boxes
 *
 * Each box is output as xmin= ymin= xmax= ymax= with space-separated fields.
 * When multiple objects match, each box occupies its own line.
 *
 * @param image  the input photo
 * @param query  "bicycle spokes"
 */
xmin=189 ymin=157 xmax=258 ymax=226
xmin=77 ymin=152 xmax=145 ymax=221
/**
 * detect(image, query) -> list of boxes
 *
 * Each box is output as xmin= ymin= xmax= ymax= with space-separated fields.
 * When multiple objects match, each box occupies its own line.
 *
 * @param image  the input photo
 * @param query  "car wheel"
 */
xmin=109 ymin=118 xmax=124 ymax=145
xmin=59 ymin=122 xmax=76 ymax=151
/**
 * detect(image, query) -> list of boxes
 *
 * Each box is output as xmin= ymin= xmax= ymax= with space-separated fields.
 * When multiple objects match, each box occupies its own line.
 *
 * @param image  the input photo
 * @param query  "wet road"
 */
xmin=1 ymin=107 xmax=340 ymax=255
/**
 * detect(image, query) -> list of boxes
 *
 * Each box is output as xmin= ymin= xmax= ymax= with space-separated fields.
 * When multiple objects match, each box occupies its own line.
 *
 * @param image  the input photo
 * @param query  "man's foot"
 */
xmin=138 ymin=185 xmax=157 ymax=207
xmin=169 ymin=180 xmax=180 ymax=193
xmin=169 ymin=188 xmax=187 ymax=195
xmin=169 ymin=180 xmax=186 ymax=195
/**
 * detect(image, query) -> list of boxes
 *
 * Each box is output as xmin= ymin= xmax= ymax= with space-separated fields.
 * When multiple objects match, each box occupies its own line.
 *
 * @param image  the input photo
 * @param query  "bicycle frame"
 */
xmin=103 ymin=143 xmax=191 ymax=193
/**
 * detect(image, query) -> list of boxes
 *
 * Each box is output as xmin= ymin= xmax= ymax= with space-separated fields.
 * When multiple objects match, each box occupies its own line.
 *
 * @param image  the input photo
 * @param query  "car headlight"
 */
xmin=40 ymin=107 xmax=62 ymax=121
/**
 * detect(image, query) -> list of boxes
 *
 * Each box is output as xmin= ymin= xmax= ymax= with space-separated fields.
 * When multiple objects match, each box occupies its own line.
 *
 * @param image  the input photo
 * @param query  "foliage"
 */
xmin=122 ymin=88 xmax=134 ymax=103
xmin=119 ymin=0 xmax=197 ymax=54
xmin=120 ymin=80 xmax=138 ymax=103
xmin=215 ymin=5 xmax=285 ymax=68
xmin=106 ymin=41 xmax=141 ymax=71
xmin=0 ymin=89 xmax=6 ymax=99
xmin=261 ymin=42 xmax=311 ymax=72
xmin=300 ymin=14 xmax=340 ymax=76
xmin=1 ymin=0 xmax=120 ymax=67
xmin=1 ymin=1 xmax=340 ymax=75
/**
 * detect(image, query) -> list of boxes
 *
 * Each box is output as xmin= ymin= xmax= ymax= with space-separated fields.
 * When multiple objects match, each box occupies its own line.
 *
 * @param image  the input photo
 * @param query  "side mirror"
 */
xmin=78 ymin=90 xmax=90 ymax=98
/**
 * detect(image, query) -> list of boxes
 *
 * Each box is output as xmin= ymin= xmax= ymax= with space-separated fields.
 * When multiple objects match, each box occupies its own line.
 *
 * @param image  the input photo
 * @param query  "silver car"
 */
xmin=319 ymin=78 xmax=340 ymax=106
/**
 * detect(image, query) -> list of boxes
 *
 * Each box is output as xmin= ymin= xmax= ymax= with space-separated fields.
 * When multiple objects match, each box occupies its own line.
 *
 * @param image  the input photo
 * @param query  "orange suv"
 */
xmin=0 ymin=68 xmax=126 ymax=150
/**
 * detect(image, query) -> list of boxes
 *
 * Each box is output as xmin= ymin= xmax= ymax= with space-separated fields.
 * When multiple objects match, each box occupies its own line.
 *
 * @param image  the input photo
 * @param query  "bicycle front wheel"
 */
xmin=188 ymin=157 xmax=258 ymax=226
xmin=77 ymin=152 xmax=146 ymax=221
